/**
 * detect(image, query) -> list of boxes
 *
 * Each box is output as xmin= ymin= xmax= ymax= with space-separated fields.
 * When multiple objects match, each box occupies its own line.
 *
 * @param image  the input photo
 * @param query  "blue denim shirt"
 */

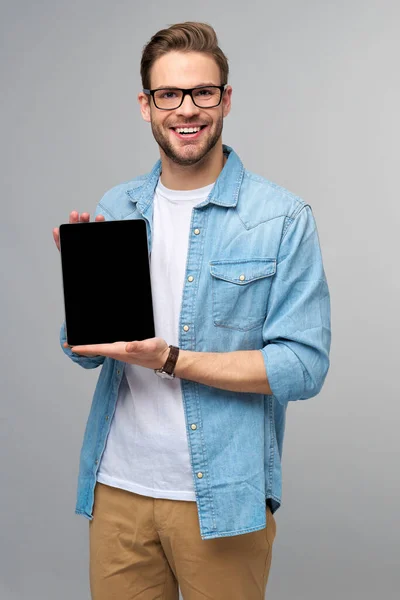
xmin=60 ymin=144 xmax=331 ymax=540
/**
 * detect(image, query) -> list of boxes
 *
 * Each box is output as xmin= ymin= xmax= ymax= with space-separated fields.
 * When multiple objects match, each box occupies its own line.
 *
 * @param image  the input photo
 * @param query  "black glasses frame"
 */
xmin=142 ymin=84 xmax=227 ymax=110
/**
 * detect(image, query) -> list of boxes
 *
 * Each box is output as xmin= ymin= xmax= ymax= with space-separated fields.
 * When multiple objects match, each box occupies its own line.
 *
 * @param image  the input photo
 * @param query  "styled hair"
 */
xmin=140 ymin=21 xmax=229 ymax=90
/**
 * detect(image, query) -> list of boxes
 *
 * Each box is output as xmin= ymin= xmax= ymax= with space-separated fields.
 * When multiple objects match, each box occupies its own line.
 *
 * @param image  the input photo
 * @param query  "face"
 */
xmin=138 ymin=51 xmax=232 ymax=166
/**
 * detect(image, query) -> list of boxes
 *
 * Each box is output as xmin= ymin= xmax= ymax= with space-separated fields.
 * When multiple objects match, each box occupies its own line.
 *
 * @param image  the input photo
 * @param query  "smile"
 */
xmin=170 ymin=125 xmax=208 ymax=140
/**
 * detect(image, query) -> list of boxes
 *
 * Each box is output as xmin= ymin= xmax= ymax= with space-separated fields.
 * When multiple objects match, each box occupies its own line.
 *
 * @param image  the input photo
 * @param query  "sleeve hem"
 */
xmin=260 ymin=344 xmax=305 ymax=405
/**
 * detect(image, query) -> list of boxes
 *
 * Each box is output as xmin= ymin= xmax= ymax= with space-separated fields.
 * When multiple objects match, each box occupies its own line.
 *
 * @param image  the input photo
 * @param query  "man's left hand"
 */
xmin=63 ymin=338 xmax=170 ymax=370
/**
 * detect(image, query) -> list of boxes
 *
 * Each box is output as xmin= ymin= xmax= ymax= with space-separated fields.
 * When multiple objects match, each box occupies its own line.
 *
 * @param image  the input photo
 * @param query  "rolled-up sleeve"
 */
xmin=59 ymin=321 xmax=105 ymax=369
xmin=260 ymin=204 xmax=331 ymax=405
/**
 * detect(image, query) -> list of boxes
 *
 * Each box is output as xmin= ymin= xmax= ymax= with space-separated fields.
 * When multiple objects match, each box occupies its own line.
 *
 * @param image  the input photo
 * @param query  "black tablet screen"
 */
xmin=59 ymin=219 xmax=155 ymax=346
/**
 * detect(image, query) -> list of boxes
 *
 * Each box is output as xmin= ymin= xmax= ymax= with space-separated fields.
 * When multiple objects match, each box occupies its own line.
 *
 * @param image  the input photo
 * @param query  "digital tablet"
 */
xmin=59 ymin=219 xmax=155 ymax=346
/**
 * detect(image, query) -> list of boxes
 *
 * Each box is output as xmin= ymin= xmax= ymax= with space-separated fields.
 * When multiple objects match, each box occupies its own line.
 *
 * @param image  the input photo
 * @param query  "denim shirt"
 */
xmin=60 ymin=144 xmax=331 ymax=540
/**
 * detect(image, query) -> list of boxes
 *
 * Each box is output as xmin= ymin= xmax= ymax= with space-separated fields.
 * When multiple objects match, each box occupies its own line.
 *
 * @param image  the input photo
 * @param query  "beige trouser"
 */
xmin=89 ymin=482 xmax=276 ymax=600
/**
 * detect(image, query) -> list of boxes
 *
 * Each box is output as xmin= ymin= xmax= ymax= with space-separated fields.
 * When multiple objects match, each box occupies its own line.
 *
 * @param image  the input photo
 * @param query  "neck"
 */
xmin=159 ymin=140 xmax=226 ymax=190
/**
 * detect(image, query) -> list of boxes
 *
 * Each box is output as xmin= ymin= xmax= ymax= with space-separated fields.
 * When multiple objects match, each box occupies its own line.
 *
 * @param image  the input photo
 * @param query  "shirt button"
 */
xmin=197 ymin=472 xmax=203 ymax=478
xmin=194 ymin=228 xmax=200 ymax=235
xmin=105 ymin=415 xmax=109 ymax=421
xmin=95 ymin=460 xmax=98 ymax=465
xmin=187 ymin=276 xmax=194 ymax=282
xmin=191 ymin=424 xmax=197 ymax=430
xmin=117 ymin=369 xmax=121 ymax=375
xmin=183 ymin=325 xmax=190 ymax=332
xmin=239 ymin=274 xmax=245 ymax=281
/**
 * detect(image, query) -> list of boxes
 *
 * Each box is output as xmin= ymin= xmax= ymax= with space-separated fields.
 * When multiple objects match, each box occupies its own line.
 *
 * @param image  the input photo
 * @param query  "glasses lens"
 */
xmin=192 ymin=87 xmax=221 ymax=107
xmin=154 ymin=89 xmax=183 ymax=109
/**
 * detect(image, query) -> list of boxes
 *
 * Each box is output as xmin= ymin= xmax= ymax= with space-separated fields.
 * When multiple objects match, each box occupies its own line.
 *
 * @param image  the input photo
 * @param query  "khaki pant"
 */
xmin=89 ymin=482 xmax=276 ymax=600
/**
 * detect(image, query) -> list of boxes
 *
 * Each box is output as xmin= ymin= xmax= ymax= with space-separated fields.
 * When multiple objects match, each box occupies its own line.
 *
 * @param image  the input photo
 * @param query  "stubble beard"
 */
xmin=150 ymin=115 xmax=223 ymax=166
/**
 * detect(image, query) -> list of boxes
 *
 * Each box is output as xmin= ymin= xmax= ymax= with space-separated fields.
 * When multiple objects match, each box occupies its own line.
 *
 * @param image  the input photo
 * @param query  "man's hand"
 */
xmin=63 ymin=338 xmax=170 ymax=370
xmin=53 ymin=210 xmax=105 ymax=251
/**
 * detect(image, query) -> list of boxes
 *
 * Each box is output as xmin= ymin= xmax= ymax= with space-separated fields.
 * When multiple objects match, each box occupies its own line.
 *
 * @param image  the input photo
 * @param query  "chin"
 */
xmin=171 ymin=154 xmax=204 ymax=167
xmin=168 ymin=145 xmax=208 ymax=166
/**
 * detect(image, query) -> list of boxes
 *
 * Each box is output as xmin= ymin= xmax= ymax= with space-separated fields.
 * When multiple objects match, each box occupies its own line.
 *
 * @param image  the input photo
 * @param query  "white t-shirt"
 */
xmin=97 ymin=179 xmax=215 ymax=500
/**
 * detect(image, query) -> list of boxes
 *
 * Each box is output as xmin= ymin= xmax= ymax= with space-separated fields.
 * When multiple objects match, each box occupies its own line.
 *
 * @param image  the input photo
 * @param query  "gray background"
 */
xmin=1 ymin=0 xmax=399 ymax=598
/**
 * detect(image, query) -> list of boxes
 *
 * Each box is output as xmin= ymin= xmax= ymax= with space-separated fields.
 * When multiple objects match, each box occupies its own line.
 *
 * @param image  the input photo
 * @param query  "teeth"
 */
xmin=175 ymin=127 xmax=201 ymax=134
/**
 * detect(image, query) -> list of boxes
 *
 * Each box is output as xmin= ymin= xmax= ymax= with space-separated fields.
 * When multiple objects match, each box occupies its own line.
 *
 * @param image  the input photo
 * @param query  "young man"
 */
xmin=53 ymin=22 xmax=331 ymax=600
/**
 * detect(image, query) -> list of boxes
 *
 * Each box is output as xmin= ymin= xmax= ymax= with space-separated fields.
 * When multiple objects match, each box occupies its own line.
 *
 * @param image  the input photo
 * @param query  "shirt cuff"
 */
xmin=259 ymin=343 xmax=305 ymax=405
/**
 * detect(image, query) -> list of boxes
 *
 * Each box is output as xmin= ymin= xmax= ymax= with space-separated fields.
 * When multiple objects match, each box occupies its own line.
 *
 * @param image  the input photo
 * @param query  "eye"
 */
xmin=161 ymin=91 xmax=177 ymax=99
xmin=196 ymin=88 xmax=212 ymax=97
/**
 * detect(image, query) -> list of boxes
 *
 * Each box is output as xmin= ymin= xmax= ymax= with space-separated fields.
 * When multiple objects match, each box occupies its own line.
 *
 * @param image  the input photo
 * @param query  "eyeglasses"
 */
xmin=143 ymin=85 xmax=227 ymax=110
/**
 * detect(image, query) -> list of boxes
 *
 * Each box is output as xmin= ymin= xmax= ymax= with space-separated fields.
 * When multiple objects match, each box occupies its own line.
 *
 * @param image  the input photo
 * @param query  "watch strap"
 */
xmin=160 ymin=345 xmax=179 ymax=376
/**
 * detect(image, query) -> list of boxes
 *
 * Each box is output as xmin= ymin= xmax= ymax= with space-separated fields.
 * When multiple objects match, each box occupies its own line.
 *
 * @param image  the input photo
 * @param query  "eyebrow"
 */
xmin=154 ymin=82 xmax=219 ymax=89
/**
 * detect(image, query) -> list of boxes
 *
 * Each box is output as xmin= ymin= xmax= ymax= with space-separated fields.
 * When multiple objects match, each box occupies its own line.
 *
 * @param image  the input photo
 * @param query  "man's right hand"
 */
xmin=52 ymin=211 xmax=105 ymax=251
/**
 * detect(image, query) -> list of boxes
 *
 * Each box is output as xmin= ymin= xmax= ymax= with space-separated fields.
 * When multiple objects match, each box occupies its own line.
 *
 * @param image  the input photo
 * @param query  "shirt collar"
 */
xmin=126 ymin=144 xmax=244 ymax=212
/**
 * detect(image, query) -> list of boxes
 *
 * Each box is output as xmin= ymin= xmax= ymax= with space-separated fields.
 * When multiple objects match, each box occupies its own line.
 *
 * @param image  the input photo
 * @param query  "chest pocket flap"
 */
xmin=210 ymin=258 xmax=276 ymax=285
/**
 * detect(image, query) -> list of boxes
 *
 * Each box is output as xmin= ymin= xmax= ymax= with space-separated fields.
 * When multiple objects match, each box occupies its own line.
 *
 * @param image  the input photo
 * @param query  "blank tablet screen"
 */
xmin=59 ymin=219 xmax=155 ymax=346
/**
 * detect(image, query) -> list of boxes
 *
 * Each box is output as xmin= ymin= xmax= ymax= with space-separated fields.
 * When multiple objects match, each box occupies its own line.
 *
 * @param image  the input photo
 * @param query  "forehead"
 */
xmin=150 ymin=51 xmax=220 ymax=88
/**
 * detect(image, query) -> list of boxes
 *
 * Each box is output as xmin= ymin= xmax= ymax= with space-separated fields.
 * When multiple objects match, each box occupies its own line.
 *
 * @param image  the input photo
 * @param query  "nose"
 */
xmin=176 ymin=92 xmax=200 ymax=117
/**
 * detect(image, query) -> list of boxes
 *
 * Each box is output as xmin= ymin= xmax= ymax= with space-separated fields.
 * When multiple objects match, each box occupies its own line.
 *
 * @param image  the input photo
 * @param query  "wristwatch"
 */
xmin=154 ymin=345 xmax=179 ymax=379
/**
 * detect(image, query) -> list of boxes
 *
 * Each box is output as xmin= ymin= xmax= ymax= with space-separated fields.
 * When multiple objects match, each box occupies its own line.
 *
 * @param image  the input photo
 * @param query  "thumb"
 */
xmin=126 ymin=341 xmax=139 ymax=353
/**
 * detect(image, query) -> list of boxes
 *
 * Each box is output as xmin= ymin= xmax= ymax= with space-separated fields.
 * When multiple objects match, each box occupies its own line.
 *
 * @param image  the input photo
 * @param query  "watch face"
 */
xmin=155 ymin=370 xmax=174 ymax=379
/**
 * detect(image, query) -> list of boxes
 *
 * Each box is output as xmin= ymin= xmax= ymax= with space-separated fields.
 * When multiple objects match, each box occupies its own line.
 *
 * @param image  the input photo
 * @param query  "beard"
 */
xmin=150 ymin=114 xmax=223 ymax=166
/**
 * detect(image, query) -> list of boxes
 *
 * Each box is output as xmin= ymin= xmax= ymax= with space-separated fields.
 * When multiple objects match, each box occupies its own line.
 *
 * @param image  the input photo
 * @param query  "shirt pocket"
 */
xmin=210 ymin=258 xmax=277 ymax=331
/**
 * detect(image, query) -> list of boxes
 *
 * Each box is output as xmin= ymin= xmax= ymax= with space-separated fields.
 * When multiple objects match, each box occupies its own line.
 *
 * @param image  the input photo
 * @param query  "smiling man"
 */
xmin=55 ymin=21 xmax=331 ymax=600
xmin=142 ymin=52 xmax=227 ymax=177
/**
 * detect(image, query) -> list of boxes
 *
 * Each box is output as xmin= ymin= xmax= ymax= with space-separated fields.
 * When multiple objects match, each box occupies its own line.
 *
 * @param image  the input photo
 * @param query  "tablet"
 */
xmin=59 ymin=219 xmax=155 ymax=346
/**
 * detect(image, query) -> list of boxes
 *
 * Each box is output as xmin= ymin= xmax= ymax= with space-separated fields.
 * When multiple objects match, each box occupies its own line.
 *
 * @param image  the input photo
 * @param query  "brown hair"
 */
xmin=140 ymin=22 xmax=229 ymax=90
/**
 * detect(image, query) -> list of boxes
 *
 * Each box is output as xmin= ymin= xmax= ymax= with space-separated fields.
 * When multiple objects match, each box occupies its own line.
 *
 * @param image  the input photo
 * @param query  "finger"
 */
xmin=69 ymin=211 xmax=79 ymax=223
xmin=53 ymin=228 xmax=60 ymax=251
xmin=70 ymin=345 xmax=90 ymax=353
xmin=95 ymin=214 xmax=105 ymax=221
xmin=71 ymin=349 xmax=99 ymax=357
xmin=80 ymin=212 xmax=90 ymax=222
xmin=71 ymin=343 xmax=120 ymax=354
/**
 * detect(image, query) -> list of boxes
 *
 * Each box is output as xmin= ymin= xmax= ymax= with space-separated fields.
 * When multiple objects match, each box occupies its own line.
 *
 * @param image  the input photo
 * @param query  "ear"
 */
xmin=138 ymin=92 xmax=151 ymax=123
xmin=222 ymin=85 xmax=232 ymax=119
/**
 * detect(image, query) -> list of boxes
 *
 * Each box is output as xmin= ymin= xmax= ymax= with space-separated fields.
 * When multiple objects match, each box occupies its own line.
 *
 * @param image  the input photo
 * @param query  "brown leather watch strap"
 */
xmin=163 ymin=345 xmax=179 ymax=375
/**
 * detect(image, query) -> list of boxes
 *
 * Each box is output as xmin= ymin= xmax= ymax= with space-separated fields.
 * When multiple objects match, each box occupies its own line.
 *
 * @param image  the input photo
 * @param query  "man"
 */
xmin=53 ymin=21 xmax=331 ymax=600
